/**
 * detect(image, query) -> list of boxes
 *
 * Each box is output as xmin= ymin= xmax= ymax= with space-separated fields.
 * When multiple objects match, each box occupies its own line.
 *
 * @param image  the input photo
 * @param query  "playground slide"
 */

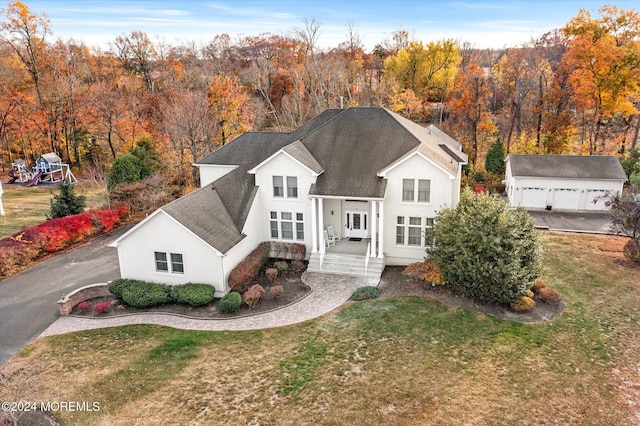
xmin=26 ymin=171 xmax=42 ymax=187
xmin=8 ymin=170 xmax=17 ymax=184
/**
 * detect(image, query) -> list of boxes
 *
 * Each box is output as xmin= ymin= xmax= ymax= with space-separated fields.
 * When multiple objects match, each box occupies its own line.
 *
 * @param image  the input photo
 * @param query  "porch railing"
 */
xmin=319 ymin=240 xmax=326 ymax=268
xmin=364 ymin=242 xmax=371 ymax=274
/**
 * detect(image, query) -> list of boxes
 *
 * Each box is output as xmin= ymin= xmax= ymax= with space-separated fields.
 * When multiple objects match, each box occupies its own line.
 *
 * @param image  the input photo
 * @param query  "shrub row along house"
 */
xmin=110 ymin=107 xmax=468 ymax=295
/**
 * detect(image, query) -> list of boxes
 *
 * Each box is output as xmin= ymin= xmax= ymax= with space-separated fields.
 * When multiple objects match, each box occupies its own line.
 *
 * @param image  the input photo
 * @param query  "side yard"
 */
xmin=0 ymin=181 xmax=107 ymax=238
xmin=1 ymin=232 xmax=639 ymax=425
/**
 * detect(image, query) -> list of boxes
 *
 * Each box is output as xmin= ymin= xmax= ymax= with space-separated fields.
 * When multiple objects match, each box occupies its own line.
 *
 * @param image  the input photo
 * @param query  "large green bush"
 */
xmin=121 ymin=282 xmax=172 ymax=308
xmin=430 ymin=188 xmax=542 ymax=305
xmin=173 ymin=283 xmax=216 ymax=307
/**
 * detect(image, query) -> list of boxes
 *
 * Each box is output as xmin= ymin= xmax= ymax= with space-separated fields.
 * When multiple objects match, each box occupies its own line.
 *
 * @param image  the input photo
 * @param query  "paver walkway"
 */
xmin=40 ymin=272 xmax=375 ymax=337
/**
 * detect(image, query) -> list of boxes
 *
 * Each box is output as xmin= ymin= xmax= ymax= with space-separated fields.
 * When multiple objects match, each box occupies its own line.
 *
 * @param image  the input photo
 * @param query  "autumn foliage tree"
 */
xmin=207 ymin=75 xmax=254 ymax=145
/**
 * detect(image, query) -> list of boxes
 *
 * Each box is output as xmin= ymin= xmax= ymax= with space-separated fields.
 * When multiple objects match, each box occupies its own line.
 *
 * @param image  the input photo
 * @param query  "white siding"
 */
xmin=506 ymin=174 xmax=624 ymax=211
xmin=382 ymin=153 xmax=454 ymax=265
xmin=253 ymin=151 xmax=317 ymax=253
xmin=115 ymin=212 xmax=225 ymax=295
xmin=197 ymin=164 xmax=238 ymax=187
xmin=220 ymin=192 xmax=264 ymax=292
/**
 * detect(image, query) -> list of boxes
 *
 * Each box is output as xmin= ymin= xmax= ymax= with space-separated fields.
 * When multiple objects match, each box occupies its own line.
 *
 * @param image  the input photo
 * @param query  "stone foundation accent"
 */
xmin=57 ymin=283 xmax=112 ymax=315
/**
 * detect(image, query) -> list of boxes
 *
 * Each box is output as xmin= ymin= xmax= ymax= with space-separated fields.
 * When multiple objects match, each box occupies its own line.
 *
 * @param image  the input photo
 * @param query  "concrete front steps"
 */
xmin=307 ymin=252 xmax=384 ymax=279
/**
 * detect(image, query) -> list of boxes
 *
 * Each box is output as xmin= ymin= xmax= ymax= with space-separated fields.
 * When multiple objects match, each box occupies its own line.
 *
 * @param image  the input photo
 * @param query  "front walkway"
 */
xmin=40 ymin=272 xmax=374 ymax=337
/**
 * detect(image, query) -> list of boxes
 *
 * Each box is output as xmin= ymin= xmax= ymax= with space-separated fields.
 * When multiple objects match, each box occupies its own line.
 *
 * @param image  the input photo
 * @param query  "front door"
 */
xmin=345 ymin=211 xmax=367 ymax=239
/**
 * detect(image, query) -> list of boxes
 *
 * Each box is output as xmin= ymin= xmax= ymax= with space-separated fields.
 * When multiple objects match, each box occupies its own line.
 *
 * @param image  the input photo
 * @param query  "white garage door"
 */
xmin=552 ymin=188 xmax=579 ymax=210
xmin=585 ymin=189 xmax=608 ymax=211
xmin=520 ymin=187 xmax=546 ymax=208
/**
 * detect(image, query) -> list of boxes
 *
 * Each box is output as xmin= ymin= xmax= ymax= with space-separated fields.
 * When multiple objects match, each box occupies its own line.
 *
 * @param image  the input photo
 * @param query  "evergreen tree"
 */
xmin=485 ymin=139 xmax=506 ymax=176
xmin=48 ymin=182 xmax=86 ymax=219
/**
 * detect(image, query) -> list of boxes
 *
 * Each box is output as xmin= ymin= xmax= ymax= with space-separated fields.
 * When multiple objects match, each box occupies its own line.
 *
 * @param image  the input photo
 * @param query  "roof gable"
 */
xmin=248 ymin=140 xmax=324 ymax=175
xmin=507 ymin=154 xmax=627 ymax=180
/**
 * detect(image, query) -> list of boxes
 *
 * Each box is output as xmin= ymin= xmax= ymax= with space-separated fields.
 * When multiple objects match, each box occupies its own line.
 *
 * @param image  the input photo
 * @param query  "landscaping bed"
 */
xmin=378 ymin=266 xmax=565 ymax=322
xmin=69 ymin=259 xmax=310 ymax=319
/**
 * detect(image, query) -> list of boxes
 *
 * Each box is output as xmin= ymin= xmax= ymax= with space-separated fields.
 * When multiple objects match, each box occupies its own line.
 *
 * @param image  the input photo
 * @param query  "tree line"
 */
xmin=1 ymin=1 xmax=639 ymax=191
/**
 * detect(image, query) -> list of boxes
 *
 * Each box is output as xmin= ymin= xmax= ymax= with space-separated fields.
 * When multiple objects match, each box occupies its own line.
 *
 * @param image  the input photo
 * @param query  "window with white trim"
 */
xmin=273 ymin=175 xmax=298 ymax=198
xmin=273 ymin=176 xmax=284 ymax=197
xmin=269 ymin=211 xmax=304 ymax=241
xmin=395 ymin=216 xmax=435 ymax=248
xmin=155 ymin=251 xmax=184 ymax=274
xmin=402 ymin=179 xmax=431 ymax=203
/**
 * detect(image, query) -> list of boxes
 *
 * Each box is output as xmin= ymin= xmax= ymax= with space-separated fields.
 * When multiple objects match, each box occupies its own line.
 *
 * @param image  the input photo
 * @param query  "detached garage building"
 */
xmin=505 ymin=154 xmax=627 ymax=211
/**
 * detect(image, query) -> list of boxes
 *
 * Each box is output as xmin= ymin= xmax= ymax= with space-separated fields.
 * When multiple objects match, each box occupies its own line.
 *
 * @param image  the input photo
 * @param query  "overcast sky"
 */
xmin=22 ymin=1 xmax=640 ymax=51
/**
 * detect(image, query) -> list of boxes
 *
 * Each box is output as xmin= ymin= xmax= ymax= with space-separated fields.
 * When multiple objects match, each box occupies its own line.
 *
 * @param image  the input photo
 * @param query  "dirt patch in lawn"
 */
xmin=378 ymin=266 xmax=565 ymax=323
xmin=70 ymin=260 xmax=310 ymax=319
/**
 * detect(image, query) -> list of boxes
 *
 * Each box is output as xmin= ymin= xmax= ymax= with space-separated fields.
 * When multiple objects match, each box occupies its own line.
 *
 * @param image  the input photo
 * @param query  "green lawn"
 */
xmin=0 ymin=181 xmax=108 ymax=238
xmin=1 ymin=233 xmax=638 ymax=425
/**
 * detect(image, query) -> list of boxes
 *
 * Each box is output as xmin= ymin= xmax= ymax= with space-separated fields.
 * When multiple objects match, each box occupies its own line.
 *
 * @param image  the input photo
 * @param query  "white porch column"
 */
xmin=377 ymin=200 xmax=384 ymax=258
xmin=318 ymin=197 xmax=324 ymax=248
xmin=311 ymin=197 xmax=318 ymax=253
xmin=370 ymin=200 xmax=377 ymax=257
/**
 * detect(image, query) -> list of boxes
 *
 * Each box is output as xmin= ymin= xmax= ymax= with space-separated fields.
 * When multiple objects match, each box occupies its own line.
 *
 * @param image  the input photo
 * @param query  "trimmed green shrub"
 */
xmin=274 ymin=261 xmax=288 ymax=274
xmin=510 ymin=296 xmax=536 ymax=312
xmin=228 ymin=242 xmax=270 ymax=293
xmin=430 ymin=188 xmax=542 ymax=305
xmin=173 ymin=283 xmax=216 ymax=307
xmin=121 ymin=282 xmax=172 ymax=308
xmin=219 ymin=292 xmax=242 ymax=313
xmin=351 ymin=286 xmax=381 ymax=301
xmin=537 ymin=287 xmax=562 ymax=304
xmin=108 ymin=278 xmax=145 ymax=297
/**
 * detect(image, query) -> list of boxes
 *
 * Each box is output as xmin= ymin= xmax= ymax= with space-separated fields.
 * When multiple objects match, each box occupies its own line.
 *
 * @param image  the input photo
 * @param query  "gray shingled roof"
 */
xmin=508 ymin=154 xmax=627 ymax=180
xmin=300 ymin=107 xmax=466 ymax=197
xmin=282 ymin=140 xmax=323 ymax=174
xmin=162 ymin=186 xmax=244 ymax=254
xmin=166 ymin=107 xmax=466 ymax=253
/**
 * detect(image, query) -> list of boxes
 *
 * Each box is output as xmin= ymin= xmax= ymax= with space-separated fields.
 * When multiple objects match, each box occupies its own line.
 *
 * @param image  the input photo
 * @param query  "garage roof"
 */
xmin=507 ymin=154 xmax=627 ymax=180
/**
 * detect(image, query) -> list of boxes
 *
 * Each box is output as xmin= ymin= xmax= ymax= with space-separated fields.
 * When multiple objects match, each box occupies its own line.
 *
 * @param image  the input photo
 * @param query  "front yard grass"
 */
xmin=1 ymin=232 xmax=639 ymax=424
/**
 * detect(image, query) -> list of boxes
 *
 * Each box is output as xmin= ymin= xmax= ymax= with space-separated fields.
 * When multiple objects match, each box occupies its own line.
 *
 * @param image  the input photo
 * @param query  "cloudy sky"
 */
xmin=22 ymin=0 xmax=640 ymax=51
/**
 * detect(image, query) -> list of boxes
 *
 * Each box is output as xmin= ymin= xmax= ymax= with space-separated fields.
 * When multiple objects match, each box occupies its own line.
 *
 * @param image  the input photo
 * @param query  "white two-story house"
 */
xmin=110 ymin=107 xmax=467 ymax=295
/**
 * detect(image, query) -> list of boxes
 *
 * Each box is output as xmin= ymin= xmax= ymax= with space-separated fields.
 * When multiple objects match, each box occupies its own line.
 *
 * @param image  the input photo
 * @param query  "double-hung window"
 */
xmin=402 ymin=179 xmax=431 ymax=203
xmin=155 ymin=251 xmax=184 ymax=274
xmin=273 ymin=175 xmax=298 ymax=198
xmin=273 ymin=176 xmax=284 ymax=198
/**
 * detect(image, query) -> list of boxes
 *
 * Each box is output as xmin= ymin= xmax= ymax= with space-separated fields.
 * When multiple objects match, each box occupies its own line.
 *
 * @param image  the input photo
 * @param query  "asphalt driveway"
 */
xmin=527 ymin=210 xmax=613 ymax=233
xmin=0 ymin=227 xmax=127 ymax=366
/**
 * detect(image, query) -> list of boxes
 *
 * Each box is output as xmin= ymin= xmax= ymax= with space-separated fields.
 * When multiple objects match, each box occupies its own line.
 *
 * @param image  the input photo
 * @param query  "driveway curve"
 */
xmin=0 ymin=227 xmax=128 ymax=365
xmin=40 ymin=273 xmax=371 ymax=337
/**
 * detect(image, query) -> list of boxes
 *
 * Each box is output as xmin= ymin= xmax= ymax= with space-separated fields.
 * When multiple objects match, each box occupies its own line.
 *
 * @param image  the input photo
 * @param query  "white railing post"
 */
xmin=319 ymin=241 xmax=326 ymax=268
xmin=365 ymin=242 xmax=370 ymax=274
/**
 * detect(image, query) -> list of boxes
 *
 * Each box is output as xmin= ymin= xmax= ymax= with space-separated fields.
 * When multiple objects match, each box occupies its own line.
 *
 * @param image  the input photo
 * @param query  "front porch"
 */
xmin=307 ymin=197 xmax=386 ymax=280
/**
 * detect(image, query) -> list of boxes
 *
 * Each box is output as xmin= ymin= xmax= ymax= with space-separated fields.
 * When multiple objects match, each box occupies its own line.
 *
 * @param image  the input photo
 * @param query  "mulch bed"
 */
xmin=70 ymin=259 xmax=311 ymax=319
xmin=378 ymin=266 xmax=565 ymax=323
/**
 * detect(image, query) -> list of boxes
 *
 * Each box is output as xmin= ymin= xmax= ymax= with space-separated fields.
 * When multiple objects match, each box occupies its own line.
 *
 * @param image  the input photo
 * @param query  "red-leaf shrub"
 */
xmin=243 ymin=284 xmax=265 ymax=308
xmin=77 ymin=301 xmax=93 ymax=311
xmin=270 ymin=285 xmax=284 ymax=300
xmin=403 ymin=260 xmax=443 ymax=284
xmin=266 ymin=268 xmax=278 ymax=282
xmin=0 ymin=207 xmax=127 ymax=279
xmin=93 ymin=301 xmax=111 ymax=314
xmin=228 ymin=243 xmax=270 ymax=293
